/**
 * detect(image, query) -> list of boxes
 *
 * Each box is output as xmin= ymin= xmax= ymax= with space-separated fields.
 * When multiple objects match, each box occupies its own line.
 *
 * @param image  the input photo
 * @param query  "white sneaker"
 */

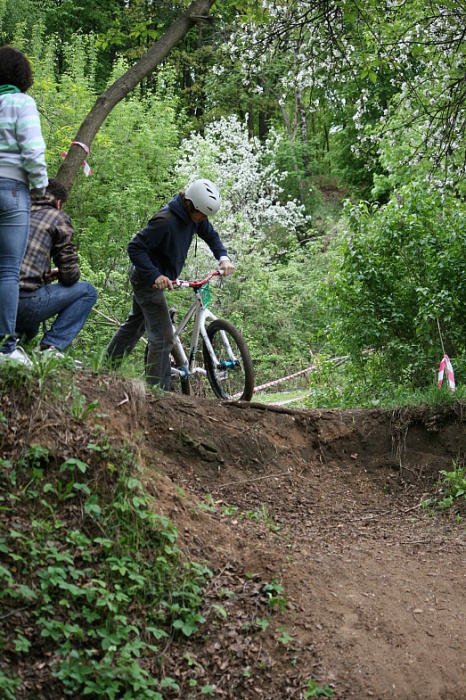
xmin=41 ymin=346 xmax=65 ymax=359
xmin=0 ymin=346 xmax=33 ymax=368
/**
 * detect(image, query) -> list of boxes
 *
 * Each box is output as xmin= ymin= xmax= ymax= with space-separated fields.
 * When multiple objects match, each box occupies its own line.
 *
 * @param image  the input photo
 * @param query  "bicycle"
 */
xmin=168 ymin=270 xmax=254 ymax=401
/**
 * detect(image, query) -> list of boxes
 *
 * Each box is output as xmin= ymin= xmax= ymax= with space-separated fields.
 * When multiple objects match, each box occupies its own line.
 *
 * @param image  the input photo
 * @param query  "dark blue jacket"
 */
xmin=127 ymin=194 xmax=229 ymax=285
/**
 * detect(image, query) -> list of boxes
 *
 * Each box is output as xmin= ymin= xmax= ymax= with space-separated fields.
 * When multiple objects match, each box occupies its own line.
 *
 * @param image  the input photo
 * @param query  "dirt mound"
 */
xmin=2 ymin=371 xmax=466 ymax=699
xmin=92 ymin=376 xmax=466 ymax=699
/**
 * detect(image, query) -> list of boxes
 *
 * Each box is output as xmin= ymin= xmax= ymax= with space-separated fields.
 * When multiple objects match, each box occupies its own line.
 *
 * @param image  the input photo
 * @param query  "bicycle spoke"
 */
xmin=203 ymin=319 xmax=254 ymax=401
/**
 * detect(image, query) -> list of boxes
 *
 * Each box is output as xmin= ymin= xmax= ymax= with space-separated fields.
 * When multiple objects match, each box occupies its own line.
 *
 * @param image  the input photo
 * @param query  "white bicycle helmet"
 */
xmin=185 ymin=179 xmax=221 ymax=216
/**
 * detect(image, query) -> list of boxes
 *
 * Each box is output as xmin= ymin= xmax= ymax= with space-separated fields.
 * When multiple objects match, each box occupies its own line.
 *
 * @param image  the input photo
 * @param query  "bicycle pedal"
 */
xmin=192 ymin=367 xmax=207 ymax=376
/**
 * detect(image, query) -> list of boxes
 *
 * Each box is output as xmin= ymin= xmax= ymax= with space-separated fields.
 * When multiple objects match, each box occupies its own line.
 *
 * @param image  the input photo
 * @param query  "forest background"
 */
xmin=2 ymin=0 xmax=466 ymax=409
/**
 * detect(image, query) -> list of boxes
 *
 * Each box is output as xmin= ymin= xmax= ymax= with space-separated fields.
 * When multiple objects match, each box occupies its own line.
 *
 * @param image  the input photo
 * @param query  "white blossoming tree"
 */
xmin=217 ymin=0 xmax=466 ymax=193
xmin=173 ymin=114 xmax=311 ymax=272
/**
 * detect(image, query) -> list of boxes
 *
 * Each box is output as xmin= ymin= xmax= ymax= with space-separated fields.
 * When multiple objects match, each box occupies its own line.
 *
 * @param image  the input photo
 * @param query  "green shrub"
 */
xmin=324 ymin=182 xmax=466 ymax=387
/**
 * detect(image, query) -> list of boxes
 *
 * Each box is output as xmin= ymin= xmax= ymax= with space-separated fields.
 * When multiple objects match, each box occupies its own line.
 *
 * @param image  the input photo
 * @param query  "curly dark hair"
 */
xmin=47 ymin=178 xmax=68 ymax=203
xmin=0 ymin=46 xmax=33 ymax=93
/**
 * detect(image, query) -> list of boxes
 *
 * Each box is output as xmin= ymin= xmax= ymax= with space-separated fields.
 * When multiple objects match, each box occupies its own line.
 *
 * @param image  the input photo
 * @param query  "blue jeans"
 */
xmin=106 ymin=266 xmax=174 ymax=389
xmin=0 ymin=178 xmax=30 ymax=354
xmin=16 ymin=281 xmax=97 ymax=351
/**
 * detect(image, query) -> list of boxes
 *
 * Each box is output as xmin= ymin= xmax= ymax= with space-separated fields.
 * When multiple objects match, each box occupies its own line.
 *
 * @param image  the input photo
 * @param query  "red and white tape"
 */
xmin=253 ymin=364 xmax=319 ymax=392
xmin=232 ymin=350 xmax=456 ymax=400
xmin=437 ymin=354 xmax=455 ymax=391
xmin=60 ymin=141 xmax=92 ymax=176
xmin=232 ymin=353 xmax=357 ymax=398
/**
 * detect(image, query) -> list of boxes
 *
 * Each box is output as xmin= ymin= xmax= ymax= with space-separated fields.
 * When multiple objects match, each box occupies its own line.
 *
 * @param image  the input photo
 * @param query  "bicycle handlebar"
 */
xmin=172 ymin=269 xmax=224 ymax=288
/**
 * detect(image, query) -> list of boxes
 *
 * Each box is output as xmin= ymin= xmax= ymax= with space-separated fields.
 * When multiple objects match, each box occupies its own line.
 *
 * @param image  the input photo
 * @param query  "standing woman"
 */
xmin=0 ymin=45 xmax=48 ymax=366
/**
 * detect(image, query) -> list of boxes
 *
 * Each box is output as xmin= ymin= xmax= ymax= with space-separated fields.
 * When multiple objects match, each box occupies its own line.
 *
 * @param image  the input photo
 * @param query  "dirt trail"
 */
xmin=3 ymin=373 xmax=466 ymax=699
xmin=119 ymin=388 xmax=465 ymax=700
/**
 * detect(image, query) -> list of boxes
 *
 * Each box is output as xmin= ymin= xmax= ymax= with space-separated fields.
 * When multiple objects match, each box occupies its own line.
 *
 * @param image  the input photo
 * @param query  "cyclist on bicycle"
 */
xmin=105 ymin=179 xmax=235 ymax=390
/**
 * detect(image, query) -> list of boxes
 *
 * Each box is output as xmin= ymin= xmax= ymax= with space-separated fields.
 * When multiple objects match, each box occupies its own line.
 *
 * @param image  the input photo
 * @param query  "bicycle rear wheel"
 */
xmin=171 ymin=344 xmax=191 ymax=396
xmin=203 ymin=319 xmax=254 ymax=401
xmin=144 ymin=340 xmax=191 ymax=395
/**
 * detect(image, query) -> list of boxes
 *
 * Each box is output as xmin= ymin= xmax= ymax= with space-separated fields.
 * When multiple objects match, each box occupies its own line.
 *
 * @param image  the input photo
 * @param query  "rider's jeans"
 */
xmin=0 ymin=179 xmax=30 ymax=354
xmin=105 ymin=295 xmax=146 ymax=363
xmin=106 ymin=266 xmax=174 ymax=390
xmin=16 ymin=281 xmax=97 ymax=351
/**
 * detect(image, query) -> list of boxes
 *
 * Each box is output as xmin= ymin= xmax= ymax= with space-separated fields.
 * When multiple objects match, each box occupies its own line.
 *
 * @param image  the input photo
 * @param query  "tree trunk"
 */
xmin=297 ymin=88 xmax=310 ymax=174
xmin=56 ymin=0 xmax=216 ymax=191
xmin=279 ymin=100 xmax=306 ymax=208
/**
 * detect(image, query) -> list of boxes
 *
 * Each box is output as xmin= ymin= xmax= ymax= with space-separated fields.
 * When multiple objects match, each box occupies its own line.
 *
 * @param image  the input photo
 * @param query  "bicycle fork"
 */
xmin=203 ymin=329 xmax=240 ymax=372
xmin=197 ymin=307 xmax=241 ymax=375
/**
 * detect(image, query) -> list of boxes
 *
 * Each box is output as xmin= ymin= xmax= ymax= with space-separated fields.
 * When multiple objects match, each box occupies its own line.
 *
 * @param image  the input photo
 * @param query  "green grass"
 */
xmin=255 ymin=389 xmax=310 ymax=406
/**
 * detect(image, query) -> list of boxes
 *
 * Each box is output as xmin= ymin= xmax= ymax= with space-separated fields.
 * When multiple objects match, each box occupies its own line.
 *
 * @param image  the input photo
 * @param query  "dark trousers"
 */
xmin=106 ymin=267 xmax=174 ymax=389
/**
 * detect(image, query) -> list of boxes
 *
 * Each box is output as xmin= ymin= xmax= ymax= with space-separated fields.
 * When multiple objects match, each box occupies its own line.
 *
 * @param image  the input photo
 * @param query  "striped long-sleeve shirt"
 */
xmin=0 ymin=92 xmax=48 ymax=190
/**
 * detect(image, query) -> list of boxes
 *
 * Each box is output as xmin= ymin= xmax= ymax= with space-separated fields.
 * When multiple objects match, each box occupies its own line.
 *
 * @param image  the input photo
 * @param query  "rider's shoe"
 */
xmin=0 ymin=346 xmax=32 ymax=368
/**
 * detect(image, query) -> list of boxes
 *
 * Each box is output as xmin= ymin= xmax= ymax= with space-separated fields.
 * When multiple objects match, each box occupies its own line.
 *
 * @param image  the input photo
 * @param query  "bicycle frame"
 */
xmin=170 ymin=273 xmax=239 ymax=381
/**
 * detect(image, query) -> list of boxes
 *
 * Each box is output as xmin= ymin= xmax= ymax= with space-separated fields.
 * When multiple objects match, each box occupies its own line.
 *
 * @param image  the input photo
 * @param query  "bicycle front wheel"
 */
xmin=203 ymin=319 xmax=254 ymax=401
